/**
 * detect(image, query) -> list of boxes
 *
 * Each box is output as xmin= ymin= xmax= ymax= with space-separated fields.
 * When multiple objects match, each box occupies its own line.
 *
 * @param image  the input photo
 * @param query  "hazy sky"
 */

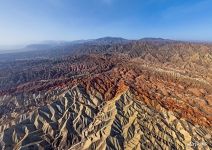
xmin=0 ymin=0 xmax=212 ymax=46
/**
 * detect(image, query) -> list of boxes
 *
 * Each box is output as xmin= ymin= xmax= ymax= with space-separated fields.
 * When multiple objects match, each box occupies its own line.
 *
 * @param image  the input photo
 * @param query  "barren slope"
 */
xmin=0 ymin=39 xmax=212 ymax=150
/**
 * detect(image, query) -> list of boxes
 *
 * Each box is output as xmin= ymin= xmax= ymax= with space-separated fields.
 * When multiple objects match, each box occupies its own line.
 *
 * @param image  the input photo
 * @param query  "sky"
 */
xmin=0 ymin=0 xmax=212 ymax=47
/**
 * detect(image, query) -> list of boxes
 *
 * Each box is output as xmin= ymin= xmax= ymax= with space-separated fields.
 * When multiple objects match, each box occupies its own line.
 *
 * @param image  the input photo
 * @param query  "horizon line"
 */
xmin=0 ymin=36 xmax=212 ymax=50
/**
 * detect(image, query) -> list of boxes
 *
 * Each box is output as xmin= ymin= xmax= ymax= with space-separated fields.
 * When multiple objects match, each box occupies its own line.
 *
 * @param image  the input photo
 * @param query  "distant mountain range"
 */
xmin=0 ymin=37 xmax=211 ymax=62
xmin=25 ymin=37 xmax=129 ymax=50
xmin=0 ymin=37 xmax=128 ymax=54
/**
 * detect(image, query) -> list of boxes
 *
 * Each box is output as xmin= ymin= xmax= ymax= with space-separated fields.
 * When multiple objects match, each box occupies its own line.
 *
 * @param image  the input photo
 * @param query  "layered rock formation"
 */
xmin=0 ymin=39 xmax=212 ymax=150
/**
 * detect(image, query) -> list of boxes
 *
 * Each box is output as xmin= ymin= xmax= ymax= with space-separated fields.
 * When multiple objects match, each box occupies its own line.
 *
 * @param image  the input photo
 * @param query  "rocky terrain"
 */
xmin=0 ymin=38 xmax=211 ymax=150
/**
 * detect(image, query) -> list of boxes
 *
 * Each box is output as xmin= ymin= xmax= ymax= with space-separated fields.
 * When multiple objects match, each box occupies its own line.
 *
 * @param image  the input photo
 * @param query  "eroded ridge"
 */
xmin=0 ymin=40 xmax=212 ymax=150
xmin=0 ymin=82 xmax=211 ymax=150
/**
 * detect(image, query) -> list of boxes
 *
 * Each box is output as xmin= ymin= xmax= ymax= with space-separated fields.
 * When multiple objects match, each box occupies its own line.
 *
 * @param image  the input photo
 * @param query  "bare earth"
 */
xmin=0 ymin=39 xmax=211 ymax=149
